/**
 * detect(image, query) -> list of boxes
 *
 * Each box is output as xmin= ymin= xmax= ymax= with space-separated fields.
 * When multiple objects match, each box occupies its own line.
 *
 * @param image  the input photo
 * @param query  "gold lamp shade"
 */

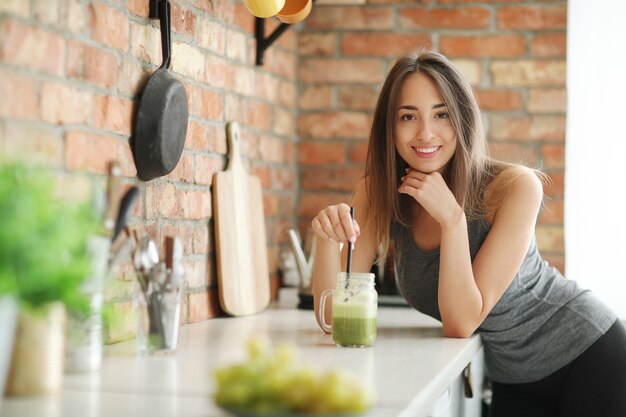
xmin=276 ymin=0 xmax=312 ymax=24
xmin=244 ymin=0 xmax=286 ymax=18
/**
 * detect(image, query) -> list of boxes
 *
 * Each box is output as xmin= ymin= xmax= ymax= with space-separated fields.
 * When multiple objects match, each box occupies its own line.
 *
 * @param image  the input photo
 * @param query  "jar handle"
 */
xmin=318 ymin=289 xmax=333 ymax=333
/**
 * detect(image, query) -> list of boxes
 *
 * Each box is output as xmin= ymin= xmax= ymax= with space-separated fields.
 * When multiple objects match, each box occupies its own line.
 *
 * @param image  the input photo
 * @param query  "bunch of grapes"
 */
xmin=213 ymin=338 xmax=373 ymax=415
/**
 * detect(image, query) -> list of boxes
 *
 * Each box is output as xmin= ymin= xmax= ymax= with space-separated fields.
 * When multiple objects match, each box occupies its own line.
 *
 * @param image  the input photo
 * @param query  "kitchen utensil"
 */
xmin=133 ymin=0 xmax=188 ymax=181
xmin=276 ymin=0 xmax=312 ymax=23
xmin=113 ymin=186 xmax=140 ymax=242
xmin=212 ymin=121 xmax=270 ymax=316
xmin=287 ymin=228 xmax=316 ymax=310
xmin=243 ymin=0 xmax=285 ymax=18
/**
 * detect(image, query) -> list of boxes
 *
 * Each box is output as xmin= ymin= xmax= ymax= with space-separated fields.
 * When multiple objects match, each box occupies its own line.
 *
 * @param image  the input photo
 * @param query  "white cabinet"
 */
xmin=428 ymin=347 xmax=485 ymax=417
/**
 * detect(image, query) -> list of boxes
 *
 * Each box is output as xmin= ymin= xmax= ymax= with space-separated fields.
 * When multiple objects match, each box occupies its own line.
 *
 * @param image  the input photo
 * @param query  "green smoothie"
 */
xmin=332 ymin=300 xmax=377 ymax=347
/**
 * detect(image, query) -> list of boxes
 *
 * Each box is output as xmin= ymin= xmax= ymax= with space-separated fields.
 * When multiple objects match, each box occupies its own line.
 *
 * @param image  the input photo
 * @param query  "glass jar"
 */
xmin=318 ymin=272 xmax=377 ymax=348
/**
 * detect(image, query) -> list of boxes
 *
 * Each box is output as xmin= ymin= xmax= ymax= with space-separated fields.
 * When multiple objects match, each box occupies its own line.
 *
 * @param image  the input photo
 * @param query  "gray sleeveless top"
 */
xmin=392 ymin=217 xmax=616 ymax=383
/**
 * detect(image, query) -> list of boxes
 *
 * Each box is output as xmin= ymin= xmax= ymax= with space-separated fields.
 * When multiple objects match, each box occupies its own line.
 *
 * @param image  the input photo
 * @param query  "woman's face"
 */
xmin=394 ymin=72 xmax=457 ymax=175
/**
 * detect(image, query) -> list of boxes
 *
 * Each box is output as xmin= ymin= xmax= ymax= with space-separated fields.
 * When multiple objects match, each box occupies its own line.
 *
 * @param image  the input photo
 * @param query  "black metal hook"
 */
xmin=255 ymin=18 xmax=292 ymax=66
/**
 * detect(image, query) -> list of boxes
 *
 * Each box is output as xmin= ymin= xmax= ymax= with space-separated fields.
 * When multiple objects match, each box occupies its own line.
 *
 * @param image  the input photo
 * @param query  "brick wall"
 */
xmin=298 ymin=0 xmax=567 ymax=273
xmin=0 ymin=0 xmax=298 ymax=341
xmin=0 ymin=0 xmax=568 ymax=340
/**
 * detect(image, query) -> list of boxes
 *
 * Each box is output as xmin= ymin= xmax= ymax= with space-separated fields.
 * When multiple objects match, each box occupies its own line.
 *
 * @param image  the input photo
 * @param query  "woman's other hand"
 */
xmin=311 ymin=203 xmax=361 ymax=244
xmin=398 ymin=169 xmax=463 ymax=228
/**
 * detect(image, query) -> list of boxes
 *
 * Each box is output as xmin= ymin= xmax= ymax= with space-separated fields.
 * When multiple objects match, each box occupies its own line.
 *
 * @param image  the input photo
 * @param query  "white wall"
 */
xmin=566 ymin=0 xmax=626 ymax=318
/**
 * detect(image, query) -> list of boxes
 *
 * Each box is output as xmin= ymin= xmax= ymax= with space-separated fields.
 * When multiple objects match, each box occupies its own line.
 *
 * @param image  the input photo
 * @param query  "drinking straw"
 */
xmin=346 ymin=206 xmax=355 ymax=274
xmin=343 ymin=207 xmax=355 ymax=301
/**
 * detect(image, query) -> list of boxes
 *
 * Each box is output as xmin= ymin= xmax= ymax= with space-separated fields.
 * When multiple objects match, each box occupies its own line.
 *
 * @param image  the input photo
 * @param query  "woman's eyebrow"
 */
xmin=397 ymin=103 xmax=447 ymax=111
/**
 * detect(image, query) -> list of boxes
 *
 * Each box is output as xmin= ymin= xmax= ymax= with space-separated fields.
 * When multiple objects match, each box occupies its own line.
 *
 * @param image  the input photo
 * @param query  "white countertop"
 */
xmin=1 ymin=290 xmax=482 ymax=417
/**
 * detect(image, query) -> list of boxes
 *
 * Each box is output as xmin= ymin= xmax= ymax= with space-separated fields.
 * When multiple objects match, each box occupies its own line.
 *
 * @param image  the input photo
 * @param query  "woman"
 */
xmin=310 ymin=50 xmax=626 ymax=416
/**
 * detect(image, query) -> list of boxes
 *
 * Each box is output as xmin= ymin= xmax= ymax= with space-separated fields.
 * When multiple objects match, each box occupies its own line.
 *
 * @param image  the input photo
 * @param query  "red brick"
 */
xmin=64 ymin=130 xmax=128 ymax=174
xmin=491 ymin=60 xmax=566 ymax=87
xmin=93 ymin=96 xmax=134 ymax=136
xmin=167 ymin=153 xmax=195 ymax=183
xmin=188 ymin=290 xmax=221 ymax=322
xmin=181 ymin=188 xmax=211 ymax=219
xmin=192 ymin=223 xmax=210 ymax=255
xmin=205 ymin=54 xmax=232 ymax=90
xmin=41 ymin=82 xmax=92 ymax=125
xmin=276 ymin=80 xmax=297 ymax=108
xmin=273 ymin=168 xmax=297 ymax=191
xmin=192 ymin=88 xmax=223 ymax=121
xmin=184 ymin=258 xmax=209 ymax=288
xmin=297 ymin=192 xmax=351 ymax=217
xmin=1 ymin=124 xmax=63 ymax=167
xmin=490 ymin=115 xmax=565 ymax=142
xmin=186 ymin=120 xmax=209 ymax=151
xmin=129 ymin=21 xmax=161 ymax=65
xmin=342 ymin=33 xmax=432 ymax=57
xmin=194 ymin=154 xmax=222 ymax=186
xmin=171 ymin=3 xmax=195 ymax=37
xmin=252 ymin=165 xmax=271 ymax=189
xmin=197 ymin=17 xmax=226 ymax=54
xmin=273 ymin=108 xmax=295 ymax=137
xmin=89 ymin=3 xmax=129 ymax=51
xmin=118 ymin=58 xmax=147 ymax=96
xmin=208 ymin=124 xmax=228 ymax=155
xmin=305 ymin=7 xmax=393 ymax=30
xmin=531 ymin=33 xmax=566 ymax=57
xmin=299 ymin=33 xmax=336 ymax=57
xmin=299 ymin=86 xmax=333 ymax=110
xmin=172 ymin=41 xmax=205 ymax=81
xmin=145 ymin=182 xmax=180 ymax=219
xmin=488 ymin=143 xmax=538 ymax=166
xmin=369 ymin=0 xmax=431 ymax=3
xmin=475 ymin=89 xmax=523 ymax=111
xmin=66 ymin=41 xmax=118 ymax=88
xmin=298 ymin=112 xmax=371 ymax=140
xmin=498 ymin=6 xmax=567 ymax=30
xmin=528 ymin=88 xmax=567 ymax=113
xmin=441 ymin=35 xmax=525 ymax=58
xmin=263 ymin=193 xmax=280 ymax=217
xmin=225 ymin=28 xmax=247 ymax=63
xmin=401 ymin=7 xmax=491 ymax=29
xmin=0 ymin=0 xmax=30 ymax=16
xmin=160 ymin=222 xmax=194 ymax=256
xmin=543 ymin=171 xmax=564 ymax=198
xmin=439 ymin=0 xmax=523 ymax=3
xmin=264 ymin=47 xmax=297 ymax=81
xmin=349 ymin=142 xmax=369 ymax=164
xmin=337 ymin=85 xmax=378 ymax=111
xmin=300 ymin=58 xmax=383 ymax=84
xmin=540 ymin=144 xmax=564 ymax=170
xmin=259 ymin=136 xmax=285 ymax=163
xmin=0 ymin=20 xmax=65 ymax=76
xmin=0 ymin=69 xmax=38 ymax=120
xmin=244 ymin=100 xmax=271 ymax=132
xmin=301 ymin=167 xmax=364 ymax=192
xmin=299 ymin=141 xmax=346 ymax=165
xmin=128 ymin=0 xmax=148 ymax=16
xmin=233 ymin=3 xmax=254 ymax=33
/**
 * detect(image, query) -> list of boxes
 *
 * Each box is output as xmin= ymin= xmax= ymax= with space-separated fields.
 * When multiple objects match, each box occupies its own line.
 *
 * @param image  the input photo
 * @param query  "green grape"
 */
xmin=213 ymin=338 xmax=374 ymax=414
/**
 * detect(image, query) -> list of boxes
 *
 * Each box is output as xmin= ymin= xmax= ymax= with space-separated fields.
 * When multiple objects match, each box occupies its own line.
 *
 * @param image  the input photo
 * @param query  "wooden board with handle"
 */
xmin=212 ymin=121 xmax=270 ymax=316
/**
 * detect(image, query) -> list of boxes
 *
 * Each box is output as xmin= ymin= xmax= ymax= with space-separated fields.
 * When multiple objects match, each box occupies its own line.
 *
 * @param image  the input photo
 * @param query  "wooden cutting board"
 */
xmin=212 ymin=121 xmax=270 ymax=316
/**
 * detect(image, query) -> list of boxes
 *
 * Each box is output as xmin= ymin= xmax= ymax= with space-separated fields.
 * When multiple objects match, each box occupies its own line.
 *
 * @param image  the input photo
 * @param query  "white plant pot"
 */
xmin=0 ymin=295 xmax=18 ymax=402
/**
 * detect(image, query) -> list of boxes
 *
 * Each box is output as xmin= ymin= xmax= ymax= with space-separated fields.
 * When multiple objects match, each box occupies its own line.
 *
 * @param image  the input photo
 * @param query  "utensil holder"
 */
xmin=134 ymin=266 xmax=184 ymax=354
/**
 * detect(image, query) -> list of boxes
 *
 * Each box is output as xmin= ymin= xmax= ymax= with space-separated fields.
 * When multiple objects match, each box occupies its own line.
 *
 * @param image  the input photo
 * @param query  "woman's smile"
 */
xmin=412 ymin=145 xmax=442 ymax=159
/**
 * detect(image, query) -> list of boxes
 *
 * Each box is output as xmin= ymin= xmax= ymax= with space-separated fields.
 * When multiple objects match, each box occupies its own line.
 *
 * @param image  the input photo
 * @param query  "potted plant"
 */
xmin=0 ymin=162 xmax=96 ymax=396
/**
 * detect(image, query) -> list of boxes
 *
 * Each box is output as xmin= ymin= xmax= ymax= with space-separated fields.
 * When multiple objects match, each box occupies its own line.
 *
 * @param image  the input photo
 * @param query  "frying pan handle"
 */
xmin=158 ymin=0 xmax=172 ymax=70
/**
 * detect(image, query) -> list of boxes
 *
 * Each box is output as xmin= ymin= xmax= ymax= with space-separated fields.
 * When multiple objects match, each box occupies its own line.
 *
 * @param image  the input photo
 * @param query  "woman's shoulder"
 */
xmin=483 ymin=164 xmax=544 ymax=215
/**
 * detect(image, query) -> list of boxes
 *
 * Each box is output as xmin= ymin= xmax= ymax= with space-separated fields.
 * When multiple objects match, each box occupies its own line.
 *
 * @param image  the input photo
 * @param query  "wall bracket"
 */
xmin=255 ymin=18 xmax=291 ymax=66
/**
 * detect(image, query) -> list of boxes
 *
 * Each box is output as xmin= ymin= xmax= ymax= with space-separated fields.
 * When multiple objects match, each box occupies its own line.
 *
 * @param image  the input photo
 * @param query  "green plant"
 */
xmin=0 ymin=162 xmax=97 ymax=313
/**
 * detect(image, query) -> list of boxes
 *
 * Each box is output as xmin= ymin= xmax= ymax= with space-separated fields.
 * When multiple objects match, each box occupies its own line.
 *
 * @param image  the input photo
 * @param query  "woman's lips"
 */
xmin=412 ymin=145 xmax=441 ymax=159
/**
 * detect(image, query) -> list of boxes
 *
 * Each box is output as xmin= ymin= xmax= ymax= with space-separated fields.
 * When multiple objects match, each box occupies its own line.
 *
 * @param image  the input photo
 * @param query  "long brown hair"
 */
xmin=365 ymin=50 xmax=516 ymax=260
